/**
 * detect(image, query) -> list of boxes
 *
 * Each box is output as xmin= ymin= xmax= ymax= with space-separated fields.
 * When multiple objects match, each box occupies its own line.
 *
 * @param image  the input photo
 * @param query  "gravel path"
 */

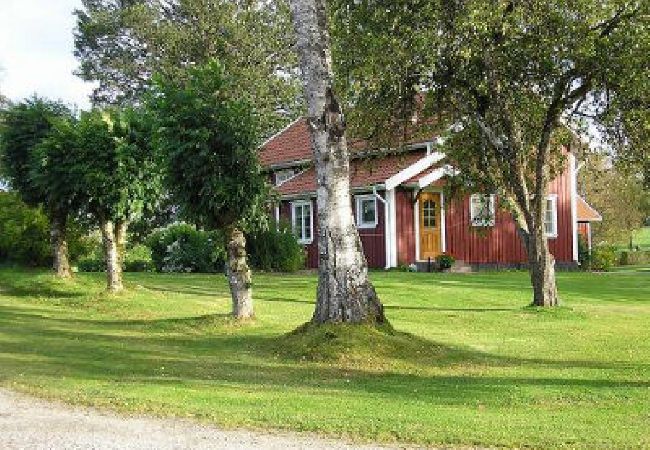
xmin=0 ymin=388 xmax=398 ymax=450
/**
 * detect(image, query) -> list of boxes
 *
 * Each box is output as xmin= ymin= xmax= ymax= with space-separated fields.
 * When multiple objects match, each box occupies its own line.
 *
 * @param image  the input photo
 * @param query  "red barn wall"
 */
xmin=279 ymin=191 xmax=386 ymax=269
xmin=445 ymin=163 xmax=575 ymax=264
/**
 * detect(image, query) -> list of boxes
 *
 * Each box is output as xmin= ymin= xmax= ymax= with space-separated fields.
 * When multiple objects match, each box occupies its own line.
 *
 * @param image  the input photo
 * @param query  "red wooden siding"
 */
xmin=279 ymin=192 xmax=386 ymax=269
xmin=395 ymin=188 xmax=416 ymax=265
xmin=444 ymin=165 xmax=574 ymax=264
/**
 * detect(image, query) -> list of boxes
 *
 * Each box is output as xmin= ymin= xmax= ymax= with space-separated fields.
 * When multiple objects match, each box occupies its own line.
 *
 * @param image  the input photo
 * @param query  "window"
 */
xmin=422 ymin=199 xmax=437 ymax=228
xmin=544 ymin=195 xmax=558 ymax=238
xmin=291 ymin=200 xmax=313 ymax=244
xmin=355 ymin=195 xmax=377 ymax=228
xmin=275 ymin=169 xmax=295 ymax=186
xmin=470 ymin=194 xmax=496 ymax=226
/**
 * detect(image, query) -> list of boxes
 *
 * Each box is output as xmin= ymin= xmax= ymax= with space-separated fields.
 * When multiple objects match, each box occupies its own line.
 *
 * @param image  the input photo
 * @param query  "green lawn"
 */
xmin=633 ymin=227 xmax=650 ymax=250
xmin=617 ymin=226 xmax=650 ymax=251
xmin=0 ymin=268 xmax=649 ymax=448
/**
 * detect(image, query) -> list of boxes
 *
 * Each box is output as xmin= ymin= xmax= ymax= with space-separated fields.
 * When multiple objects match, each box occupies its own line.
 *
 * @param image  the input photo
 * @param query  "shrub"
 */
xmin=146 ymin=223 xmax=225 ymax=273
xmin=435 ymin=253 xmax=455 ymax=271
xmin=0 ymin=193 xmax=53 ymax=266
xmin=76 ymin=257 xmax=106 ymax=272
xmin=123 ymin=244 xmax=155 ymax=272
xmin=619 ymin=250 xmax=650 ymax=266
xmin=246 ymin=223 xmax=306 ymax=272
xmin=577 ymin=234 xmax=592 ymax=270
xmin=590 ymin=244 xmax=618 ymax=271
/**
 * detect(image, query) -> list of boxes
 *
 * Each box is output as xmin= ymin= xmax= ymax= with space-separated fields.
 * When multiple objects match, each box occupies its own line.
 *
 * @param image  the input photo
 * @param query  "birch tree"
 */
xmin=149 ymin=61 xmax=268 ymax=319
xmin=0 ymin=97 xmax=75 ymax=278
xmin=38 ymin=109 xmax=162 ymax=292
xmin=288 ymin=0 xmax=385 ymax=324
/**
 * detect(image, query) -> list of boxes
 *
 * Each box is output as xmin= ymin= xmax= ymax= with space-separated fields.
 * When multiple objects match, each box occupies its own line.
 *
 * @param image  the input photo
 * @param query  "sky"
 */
xmin=0 ymin=0 xmax=95 ymax=110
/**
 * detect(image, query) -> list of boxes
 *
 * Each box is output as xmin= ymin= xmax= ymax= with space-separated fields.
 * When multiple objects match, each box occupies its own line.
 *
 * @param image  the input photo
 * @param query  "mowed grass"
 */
xmin=0 ymin=268 xmax=649 ymax=449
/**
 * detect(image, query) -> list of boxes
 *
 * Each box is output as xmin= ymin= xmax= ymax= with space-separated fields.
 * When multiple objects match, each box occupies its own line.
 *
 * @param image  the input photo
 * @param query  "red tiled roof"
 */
xmin=259 ymin=118 xmax=312 ymax=167
xmin=260 ymin=117 xmax=438 ymax=168
xmin=577 ymin=196 xmax=602 ymax=222
xmin=278 ymin=150 xmax=426 ymax=196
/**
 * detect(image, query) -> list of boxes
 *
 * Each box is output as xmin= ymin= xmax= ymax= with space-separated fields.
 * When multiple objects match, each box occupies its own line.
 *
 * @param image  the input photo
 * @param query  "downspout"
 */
xmin=373 ymin=186 xmax=391 ymax=270
xmin=570 ymin=155 xmax=584 ymax=264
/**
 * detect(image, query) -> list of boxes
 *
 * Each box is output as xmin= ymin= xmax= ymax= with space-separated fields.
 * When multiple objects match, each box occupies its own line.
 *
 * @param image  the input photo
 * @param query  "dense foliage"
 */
xmin=74 ymin=0 xmax=302 ymax=136
xmin=0 ymin=97 xmax=73 ymax=207
xmin=77 ymin=243 xmax=154 ymax=273
xmin=145 ymin=224 xmax=225 ymax=273
xmin=0 ymin=193 xmax=50 ymax=266
xmin=149 ymin=60 xmax=268 ymax=232
xmin=42 ymin=108 xmax=163 ymax=226
xmin=246 ymin=223 xmax=306 ymax=272
xmin=590 ymin=244 xmax=618 ymax=271
xmin=0 ymin=193 xmax=93 ymax=267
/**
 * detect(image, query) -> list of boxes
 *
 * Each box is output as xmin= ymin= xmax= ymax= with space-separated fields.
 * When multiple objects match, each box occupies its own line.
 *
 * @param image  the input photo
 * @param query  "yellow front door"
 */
xmin=419 ymin=192 xmax=442 ymax=260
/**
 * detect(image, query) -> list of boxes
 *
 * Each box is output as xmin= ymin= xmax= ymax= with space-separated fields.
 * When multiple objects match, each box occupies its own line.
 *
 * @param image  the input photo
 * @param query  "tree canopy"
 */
xmin=149 ymin=60 xmax=268 ymax=232
xmin=74 ymin=0 xmax=303 ymax=135
xmin=0 ymin=97 xmax=73 ymax=207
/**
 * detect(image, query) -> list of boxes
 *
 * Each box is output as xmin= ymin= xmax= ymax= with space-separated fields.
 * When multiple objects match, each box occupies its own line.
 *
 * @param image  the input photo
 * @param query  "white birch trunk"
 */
xmin=100 ymin=219 xmax=126 ymax=293
xmin=226 ymin=228 xmax=254 ymax=319
xmin=50 ymin=213 xmax=72 ymax=279
xmin=288 ymin=0 xmax=385 ymax=323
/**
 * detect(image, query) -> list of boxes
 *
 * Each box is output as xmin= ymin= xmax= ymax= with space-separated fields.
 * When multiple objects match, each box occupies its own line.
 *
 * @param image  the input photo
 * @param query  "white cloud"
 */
xmin=0 ymin=0 xmax=95 ymax=109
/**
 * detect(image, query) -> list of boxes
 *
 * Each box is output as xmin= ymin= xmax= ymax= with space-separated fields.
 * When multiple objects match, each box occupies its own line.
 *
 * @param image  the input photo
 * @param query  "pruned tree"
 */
xmin=288 ymin=0 xmax=385 ymax=324
xmin=149 ymin=60 xmax=268 ymax=319
xmin=37 ymin=109 xmax=162 ymax=292
xmin=0 ymin=97 xmax=75 ymax=278
xmin=330 ymin=0 xmax=648 ymax=306
xmin=74 ymin=0 xmax=302 ymax=136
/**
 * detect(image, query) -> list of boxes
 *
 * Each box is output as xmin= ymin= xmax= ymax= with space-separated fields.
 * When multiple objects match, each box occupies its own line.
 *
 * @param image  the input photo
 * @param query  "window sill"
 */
xmin=357 ymin=223 xmax=377 ymax=229
xmin=298 ymin=239 xmax=313 ymax=245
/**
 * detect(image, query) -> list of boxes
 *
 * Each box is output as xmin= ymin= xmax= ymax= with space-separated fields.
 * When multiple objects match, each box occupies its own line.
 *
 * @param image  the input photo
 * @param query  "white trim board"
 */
xmin=569 ymin=153 xmax=579 ymax=262
xmin=385 ymin=152 xmax=445 ymax=191
xmin=418 ymin=167 xmax=446 ymax=189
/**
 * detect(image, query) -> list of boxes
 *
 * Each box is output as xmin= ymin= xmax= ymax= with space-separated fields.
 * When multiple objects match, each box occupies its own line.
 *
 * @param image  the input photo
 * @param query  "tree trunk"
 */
xmin=289 ymin=0 xmax=385 ymax=324
xmin=523 ymin=224 xmax=559 ymax=307
xmin=100 ymin=219 xmax=125 ymax=293
xmin=226 ymin=228 xmax=253 ymax=319
xmin=50 ymin=213 xmax=72 ymax=279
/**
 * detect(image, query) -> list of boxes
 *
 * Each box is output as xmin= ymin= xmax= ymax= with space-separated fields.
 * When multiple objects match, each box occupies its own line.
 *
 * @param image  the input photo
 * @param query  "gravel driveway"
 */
xmin=0 ymin=388 xmax=397 ymax=450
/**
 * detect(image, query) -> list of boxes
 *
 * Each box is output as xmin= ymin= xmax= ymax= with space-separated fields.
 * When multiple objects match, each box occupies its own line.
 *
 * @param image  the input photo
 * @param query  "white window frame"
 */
xmin=544 ymin=195 xmax=558 ymax=238
xmin=275 ymin=168 xmax=296 ymax=186
xmin=470 ymin=194 xmax=496 ymax=227
xmin=355 ymin=194 xmax=378 ymax=229
xmin=291 ymin=200 xmax=313 ymax=244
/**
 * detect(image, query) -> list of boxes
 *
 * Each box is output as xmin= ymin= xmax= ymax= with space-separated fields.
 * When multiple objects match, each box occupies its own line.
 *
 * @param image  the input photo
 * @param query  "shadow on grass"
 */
xmin=0 ymin=303 xmax=648 ymax=409
xmin=0 ymin=280 xmax=85 ymax=299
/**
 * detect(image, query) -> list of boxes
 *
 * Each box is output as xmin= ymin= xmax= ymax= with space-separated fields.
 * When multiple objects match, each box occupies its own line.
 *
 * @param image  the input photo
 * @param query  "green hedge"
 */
xmin=145 ymin=224 xmax=225 ymax=273
xmin=0 ymin=192 xmax=91 ymax=267
xmin=590 ymin=244 xmax=618 ymax=271
xmin=619 ymin=250 xmax=650 ymax=266
xmin=77 ymin=244 xmax=155 ymax=273
xmin=246 ymin=223 xmax=306 ymax=272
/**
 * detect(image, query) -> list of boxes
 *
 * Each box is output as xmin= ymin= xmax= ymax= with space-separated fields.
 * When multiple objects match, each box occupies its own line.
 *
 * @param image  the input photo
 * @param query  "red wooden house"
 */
xmin=260 ymin=118 xmax=601 ymax=270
